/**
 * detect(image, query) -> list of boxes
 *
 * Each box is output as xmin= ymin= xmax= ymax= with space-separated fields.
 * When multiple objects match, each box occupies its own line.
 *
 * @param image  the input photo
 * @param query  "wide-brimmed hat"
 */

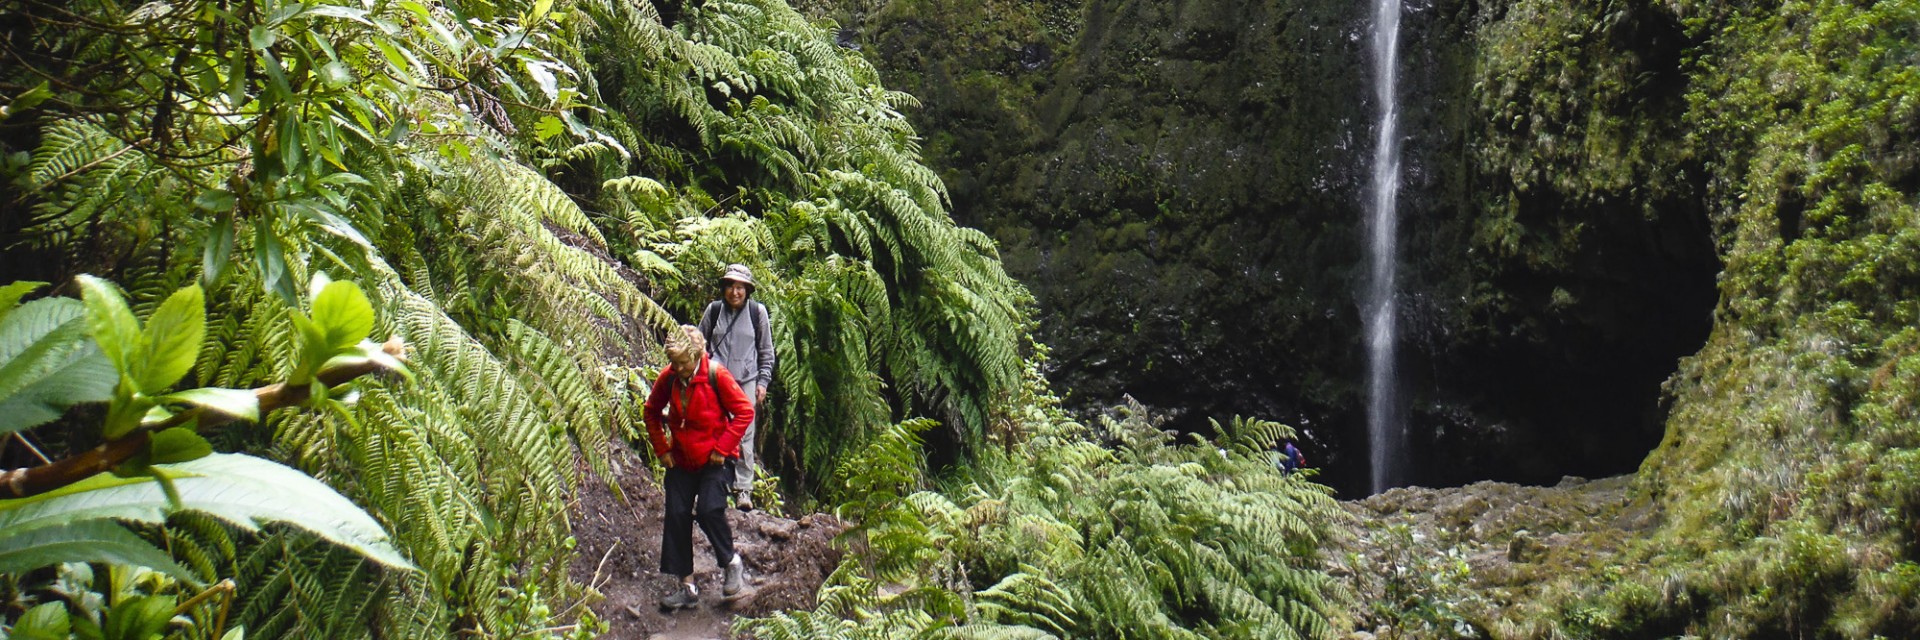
xmin=718 ymin=263 xmax=756 ymax=293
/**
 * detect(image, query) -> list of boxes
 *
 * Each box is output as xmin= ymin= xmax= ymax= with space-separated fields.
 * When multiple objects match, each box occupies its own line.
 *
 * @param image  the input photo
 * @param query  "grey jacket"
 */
xmin=699 ymin=299 xmax=775 ymax=386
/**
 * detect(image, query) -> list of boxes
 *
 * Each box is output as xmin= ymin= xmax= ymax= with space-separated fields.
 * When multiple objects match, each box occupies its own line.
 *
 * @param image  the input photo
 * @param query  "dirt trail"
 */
xmin=569 ymin=441 xmax=844 ymax=639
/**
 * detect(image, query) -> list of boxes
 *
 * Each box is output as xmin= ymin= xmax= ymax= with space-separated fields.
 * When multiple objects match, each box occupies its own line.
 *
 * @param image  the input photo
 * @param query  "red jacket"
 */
xmin=644 ymin=357 xmax=755 ymax=470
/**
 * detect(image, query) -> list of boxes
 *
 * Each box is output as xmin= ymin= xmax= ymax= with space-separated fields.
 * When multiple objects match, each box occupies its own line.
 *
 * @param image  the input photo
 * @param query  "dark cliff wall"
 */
xmin=802 ymin=0 xmax=1720 ymax=495
xmin=1399 ymin=0 xmax=1719 ymax=488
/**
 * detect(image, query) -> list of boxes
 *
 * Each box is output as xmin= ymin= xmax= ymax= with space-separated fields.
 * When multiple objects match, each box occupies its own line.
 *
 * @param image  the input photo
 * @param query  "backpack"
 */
xmin=1280 ymin=443 xmax=1305 ymax=471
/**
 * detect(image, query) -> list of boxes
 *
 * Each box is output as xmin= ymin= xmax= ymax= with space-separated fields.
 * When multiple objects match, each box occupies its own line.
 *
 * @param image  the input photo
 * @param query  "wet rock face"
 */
xmin=1017 ymin=0 xmax=1386 ymax=492
xmin=1386 ymin=0 xmax=1718 ymax=491
xmin=808 ymin=0 xmax=1718 ymax=495
xmin=819 ymin=0 xmax=1379 ymax=488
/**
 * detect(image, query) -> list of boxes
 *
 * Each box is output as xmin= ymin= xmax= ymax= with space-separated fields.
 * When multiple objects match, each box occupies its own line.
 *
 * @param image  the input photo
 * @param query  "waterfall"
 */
xmin=1365 ymin=0 xmax=1404 ymax=494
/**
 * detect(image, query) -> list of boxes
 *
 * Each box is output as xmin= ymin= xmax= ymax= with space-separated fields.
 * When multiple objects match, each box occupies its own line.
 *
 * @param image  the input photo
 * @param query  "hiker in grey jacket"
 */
xmin=698 ymin=264 xmax=775 ymax=511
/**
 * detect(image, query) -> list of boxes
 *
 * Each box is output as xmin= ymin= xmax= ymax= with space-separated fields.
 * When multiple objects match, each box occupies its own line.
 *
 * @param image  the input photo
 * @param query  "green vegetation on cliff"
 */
xmin=1354 ymin=0 xmax=1920 ymax=636
xmin=6 ymin=0 xmax=1918 ymax=636
xmin=805 ymin=0 xmax=1722 ymax=491
xmin=1622 ymin=0 xmax=1920 ymax=635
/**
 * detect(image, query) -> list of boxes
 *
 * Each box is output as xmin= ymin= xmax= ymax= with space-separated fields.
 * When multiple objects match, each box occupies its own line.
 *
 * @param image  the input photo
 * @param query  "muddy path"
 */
xmin=568 ymin=441 xmax=844 ymax=639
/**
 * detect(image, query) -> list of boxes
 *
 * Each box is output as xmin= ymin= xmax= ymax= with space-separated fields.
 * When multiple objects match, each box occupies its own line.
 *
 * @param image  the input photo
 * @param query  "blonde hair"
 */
xmin=664 ymin=324 xmax=705 ymax=369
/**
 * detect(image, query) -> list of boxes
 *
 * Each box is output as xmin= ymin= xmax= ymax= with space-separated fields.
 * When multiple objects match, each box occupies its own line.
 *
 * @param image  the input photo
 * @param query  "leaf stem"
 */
xmin=0 ymin=337 xmax=408 ymax=499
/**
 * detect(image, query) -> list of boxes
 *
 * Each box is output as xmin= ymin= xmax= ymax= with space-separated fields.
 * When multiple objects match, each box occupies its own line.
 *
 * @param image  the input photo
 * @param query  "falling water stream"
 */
xmin=1365 ymin=0 xmax=1404 ymax=494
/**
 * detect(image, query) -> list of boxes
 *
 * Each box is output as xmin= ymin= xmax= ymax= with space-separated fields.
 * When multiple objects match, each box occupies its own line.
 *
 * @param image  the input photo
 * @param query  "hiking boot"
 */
xmin=659 ymin=582 xmax=699 ymax=610
xmin=723 ymin=555 xmax=746 ymax=597
xmin=735 ymin=489 xmax=754 ymax=512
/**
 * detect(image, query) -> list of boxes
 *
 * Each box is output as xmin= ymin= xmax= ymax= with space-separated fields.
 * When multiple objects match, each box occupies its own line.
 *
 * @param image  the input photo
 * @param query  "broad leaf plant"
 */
xmin=0 ymin=274 xmax=411 ymax=639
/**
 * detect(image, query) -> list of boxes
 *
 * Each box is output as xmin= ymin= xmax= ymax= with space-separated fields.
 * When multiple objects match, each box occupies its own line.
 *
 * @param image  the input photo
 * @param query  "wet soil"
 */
xmin=568 ymin=440 xmax=845 ymax=639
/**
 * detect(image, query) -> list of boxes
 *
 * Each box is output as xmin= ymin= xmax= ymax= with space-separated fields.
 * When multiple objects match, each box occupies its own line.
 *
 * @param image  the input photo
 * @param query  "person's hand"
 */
xmin=756 ymin=385 xmax=767 ymax=405
xmin=709 ymin=451 xmax=725 ymax=466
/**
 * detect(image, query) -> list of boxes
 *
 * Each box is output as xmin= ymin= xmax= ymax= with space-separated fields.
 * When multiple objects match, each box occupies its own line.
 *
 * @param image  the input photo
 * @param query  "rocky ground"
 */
xmin=567 ymin=441 xmax=845 ymax=639
xmin=565 ymin=441 xmax=1655 ymax=639
xmin=1331 ymin=475 xmax=1658 ymax=639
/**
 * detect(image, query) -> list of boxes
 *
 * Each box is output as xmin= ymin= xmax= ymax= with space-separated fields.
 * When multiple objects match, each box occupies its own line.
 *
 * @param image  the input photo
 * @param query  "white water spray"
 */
xmin=1365 ymin=0 xmax=1404 ymax=494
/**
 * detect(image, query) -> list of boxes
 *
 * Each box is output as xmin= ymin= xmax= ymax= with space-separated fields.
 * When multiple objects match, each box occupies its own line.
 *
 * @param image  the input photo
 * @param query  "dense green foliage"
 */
xmin=569 ymin=0 xmax=1030 ymax=483
xmin=0 ymin=273 xmax=413 ymax=639
xmin=742 ymin=380 xmax=1347 ymax=639
xmin=816 ymin=0 xmax=1920 ymax=635
xmin=10 ymin=0 xmax=1914 ymax=637
xmin=1 ymin=0 xmax=1030 ymax=635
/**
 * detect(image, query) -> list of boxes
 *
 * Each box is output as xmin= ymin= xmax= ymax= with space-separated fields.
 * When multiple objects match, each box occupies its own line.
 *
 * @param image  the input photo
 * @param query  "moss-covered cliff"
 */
xmin=801 ymin=0 xmax=1721 ymax=494
xmin=1393 ymin=0 xmax=1920 ymax=633
xmin=1617 ymin=0 xmax=1920 ymax=635
xmin=812 ymin=0 xmax=1920 ymax=634
xmin=806 ymin=0 xmax=1375 ymax=454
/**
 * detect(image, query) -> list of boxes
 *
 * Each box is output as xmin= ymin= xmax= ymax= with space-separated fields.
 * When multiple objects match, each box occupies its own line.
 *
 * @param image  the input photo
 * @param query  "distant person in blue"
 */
xmin=1277 ymin=441 xmax=1306 ymax=475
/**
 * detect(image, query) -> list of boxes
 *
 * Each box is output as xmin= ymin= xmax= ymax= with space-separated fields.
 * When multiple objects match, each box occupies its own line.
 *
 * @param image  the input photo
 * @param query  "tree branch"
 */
xmin=0 ymin=337 xmax=409 ymax=500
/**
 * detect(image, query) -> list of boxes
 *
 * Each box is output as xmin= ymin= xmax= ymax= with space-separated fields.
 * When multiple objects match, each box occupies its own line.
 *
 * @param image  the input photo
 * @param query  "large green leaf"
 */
xmin=77 ymin=275 xmax=138 ymax=375
xmin=202 ymin=213 xmax=236 ymax=289
xmin=0 ymin=520 xmax=194 ymax=582
xmin=0 ymin=297 xmax=116 ymax=434
xmin=158 ymin=387 xmax=260 ymax=422
xmin=129 ymin=284 xmax=205 ymax=394
xmin=253 ymin=224 xmax=298 ymax=306
xmin=0 ymin=453 xmax=414 ymax=570
xmin=310 ymin=280 xmax=374 ymax=351
xmin=148 ymin=428 xmax=213 ymax=464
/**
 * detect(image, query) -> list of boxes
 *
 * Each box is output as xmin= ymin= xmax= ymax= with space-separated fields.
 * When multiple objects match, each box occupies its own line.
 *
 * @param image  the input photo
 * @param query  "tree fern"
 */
xmin=566 ymin=0 xmax=1034 ymax=490
xmin=231 ymin=535 xmax=387 ymax=640
xmin=18 ymin=120 xmax=163 ymax=244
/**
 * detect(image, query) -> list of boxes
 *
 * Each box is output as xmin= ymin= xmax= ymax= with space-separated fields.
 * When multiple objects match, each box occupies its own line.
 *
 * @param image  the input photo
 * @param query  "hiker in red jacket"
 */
xmin=645 ymin=325 xmax=755 ymax=609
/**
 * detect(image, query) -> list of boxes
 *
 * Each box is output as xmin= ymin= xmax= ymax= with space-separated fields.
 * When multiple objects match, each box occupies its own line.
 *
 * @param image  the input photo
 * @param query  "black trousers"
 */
xmin=660 ymin=461 xmax=735 ymax=577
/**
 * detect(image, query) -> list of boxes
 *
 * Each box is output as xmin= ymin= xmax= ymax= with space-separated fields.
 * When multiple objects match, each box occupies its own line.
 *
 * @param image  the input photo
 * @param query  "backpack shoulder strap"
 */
xmin=706 ymin=357 xmax=730 ymax=418
xmin=751 ymin=300 xmax=770 ymax=340
xmin=704 ymin=357 xmax=719 ymax=398
xmin=700 ymin=301 xmax=723 ymax=342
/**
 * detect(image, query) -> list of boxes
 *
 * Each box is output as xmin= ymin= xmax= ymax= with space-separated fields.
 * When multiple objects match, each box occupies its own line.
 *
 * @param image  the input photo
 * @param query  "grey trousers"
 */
xmin=735 ymin=381 xmax=758 ymax=492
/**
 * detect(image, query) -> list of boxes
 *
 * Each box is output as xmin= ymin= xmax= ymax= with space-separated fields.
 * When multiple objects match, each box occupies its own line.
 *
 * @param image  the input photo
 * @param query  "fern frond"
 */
xmin=975 ymin=569 xmax=1076 ymax=636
